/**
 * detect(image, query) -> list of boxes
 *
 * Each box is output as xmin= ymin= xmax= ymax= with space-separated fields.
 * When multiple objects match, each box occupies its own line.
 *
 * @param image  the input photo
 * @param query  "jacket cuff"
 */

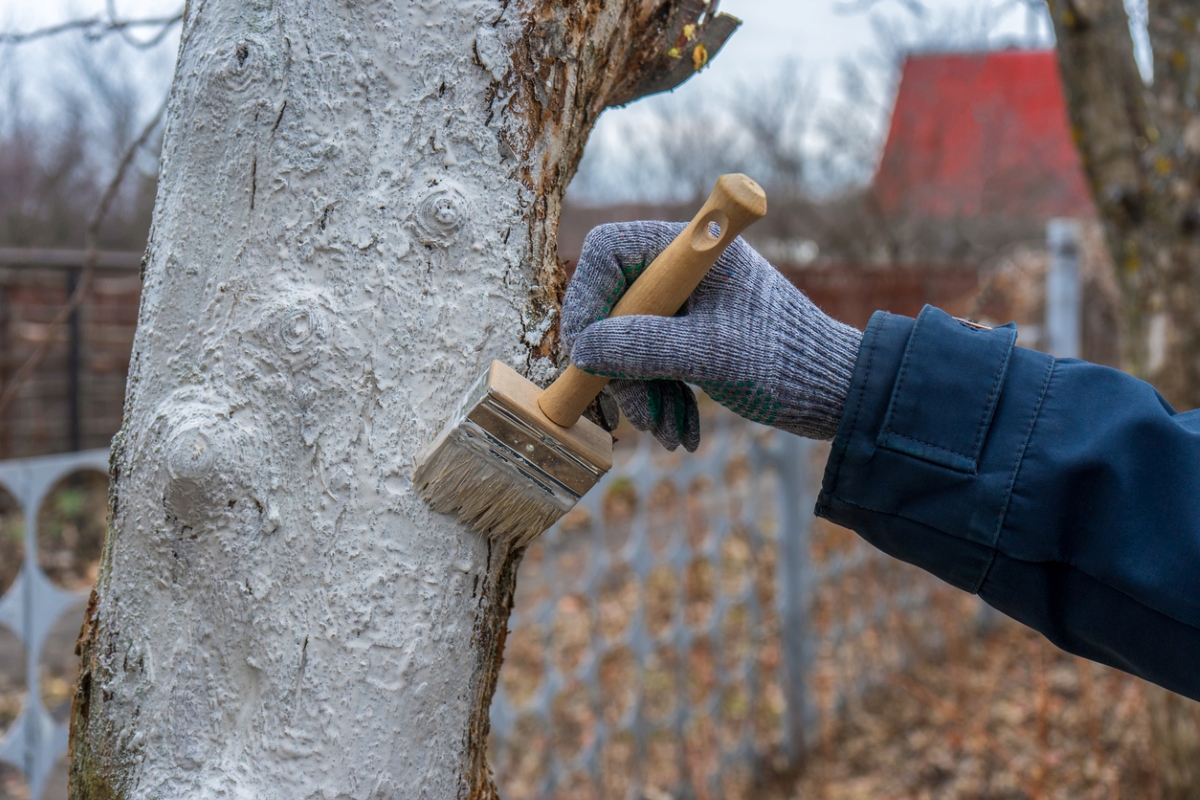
xmin=816 ymin=305 xmax=1054 ymax=594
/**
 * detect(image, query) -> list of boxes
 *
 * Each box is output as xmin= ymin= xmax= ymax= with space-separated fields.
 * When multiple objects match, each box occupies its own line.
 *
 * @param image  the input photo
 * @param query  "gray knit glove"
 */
xmin=561 ymin=221 xmax=863 ymax=451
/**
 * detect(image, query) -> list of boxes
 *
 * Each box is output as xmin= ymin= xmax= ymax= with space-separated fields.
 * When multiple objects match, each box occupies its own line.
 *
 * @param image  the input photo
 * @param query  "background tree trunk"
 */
xmin=1048 ymin=0 xmax=1200 ymax=792
xmin=66 ymin=1 xmax=735 ymax=797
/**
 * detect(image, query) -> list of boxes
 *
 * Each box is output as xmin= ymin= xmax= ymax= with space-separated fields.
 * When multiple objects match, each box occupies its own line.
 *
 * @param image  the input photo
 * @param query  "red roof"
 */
xmin=872 ymin=49 xmax=1094 ymax=220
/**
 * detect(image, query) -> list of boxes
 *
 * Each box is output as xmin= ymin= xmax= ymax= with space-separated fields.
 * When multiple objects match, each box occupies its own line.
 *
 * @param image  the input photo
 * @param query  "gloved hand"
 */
xmin=560 ymin=221 xmax=863 ymax=451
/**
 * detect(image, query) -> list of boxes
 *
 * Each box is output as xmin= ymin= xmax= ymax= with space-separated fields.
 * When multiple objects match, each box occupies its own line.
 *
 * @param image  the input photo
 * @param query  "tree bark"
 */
xmin=67 ymin=1 xmax=736 ymax=797
xmin=1048 ymin=0 xmax=1200 ymax=790
xmin=1049 ymin=0 xmax=1200 ymax=405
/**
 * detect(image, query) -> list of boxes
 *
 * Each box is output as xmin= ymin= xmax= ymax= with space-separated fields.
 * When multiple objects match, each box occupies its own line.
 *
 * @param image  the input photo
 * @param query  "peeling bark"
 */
xmin=67 ymin=1 xmax=734 ymax=797
xmin=1049 ymin=0 xmax=1200 ymax=785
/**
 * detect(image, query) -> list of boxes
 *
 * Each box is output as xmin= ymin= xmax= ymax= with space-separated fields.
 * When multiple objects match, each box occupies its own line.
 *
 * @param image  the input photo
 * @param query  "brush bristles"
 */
xmin=414 ymin=432 xmax=570 ymax=548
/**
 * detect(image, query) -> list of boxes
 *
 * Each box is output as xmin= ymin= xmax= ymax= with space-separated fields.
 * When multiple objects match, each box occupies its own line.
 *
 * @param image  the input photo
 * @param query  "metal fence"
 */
xmin=486 ymin=412 xmax=977 ymax=800
xmin=0 ymin=411 xmax=971 ymax=799
xmin=489 ymin=415 xmax=817 ymax=800
xmin=0 ymin=449 xmax=107 ymax=800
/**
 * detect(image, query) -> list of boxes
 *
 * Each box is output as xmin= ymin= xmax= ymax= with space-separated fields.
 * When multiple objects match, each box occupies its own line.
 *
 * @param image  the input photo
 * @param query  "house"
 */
xmin=873 ymin=49 xmax=1093 ymax=223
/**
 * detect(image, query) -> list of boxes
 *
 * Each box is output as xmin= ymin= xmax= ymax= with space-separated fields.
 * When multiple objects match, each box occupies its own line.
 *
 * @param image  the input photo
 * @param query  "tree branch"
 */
xmin=834 ymin=0 xmax=928 ymax=17
xmin=0 ymin=94 xmax=168 ymax=419
xmin=0 ymin=12 xmax=183 ymax=47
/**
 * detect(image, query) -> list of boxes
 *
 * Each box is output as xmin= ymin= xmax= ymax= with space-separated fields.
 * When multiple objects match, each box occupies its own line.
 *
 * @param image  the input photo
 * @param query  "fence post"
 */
xmin=0 ymin=449 xmax=108 ymax=800
xmin=777 ymin=434 xmax=817 ymax=760
xmin=1046 ymin=218 xmax=1082 ymax=360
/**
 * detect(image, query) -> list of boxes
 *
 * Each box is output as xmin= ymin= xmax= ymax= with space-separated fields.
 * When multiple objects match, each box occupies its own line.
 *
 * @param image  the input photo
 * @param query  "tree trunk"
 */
xmin=1048 ymin=0 xmax=1200 ymax=790
xmin=67 ymin=1 xmax=737 ymax=797
xmin=1049 ymin=0 xmax=1200 ymax=404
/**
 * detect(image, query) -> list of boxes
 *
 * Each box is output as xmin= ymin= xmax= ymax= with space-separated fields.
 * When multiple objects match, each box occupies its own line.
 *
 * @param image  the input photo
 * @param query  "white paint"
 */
xmin=77 ymin=0 xmax=588 ymax=795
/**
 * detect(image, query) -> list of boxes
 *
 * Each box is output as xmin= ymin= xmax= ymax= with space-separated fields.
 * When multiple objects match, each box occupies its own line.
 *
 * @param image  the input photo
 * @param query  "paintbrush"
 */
xmin=413 ymin=174 xmax=767 ymax=546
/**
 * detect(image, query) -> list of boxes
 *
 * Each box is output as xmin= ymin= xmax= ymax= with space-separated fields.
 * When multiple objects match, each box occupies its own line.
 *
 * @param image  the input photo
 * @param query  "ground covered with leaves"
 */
xmin=793 ymin=614 xmax=1161 ymax=799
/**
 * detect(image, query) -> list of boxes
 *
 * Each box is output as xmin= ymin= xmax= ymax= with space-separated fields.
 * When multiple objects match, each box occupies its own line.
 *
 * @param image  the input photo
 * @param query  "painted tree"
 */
xmin=1047 ymin=0 xmax=1200 ymax=793
xmin=68 ymin=1 xmax=737 ymax=797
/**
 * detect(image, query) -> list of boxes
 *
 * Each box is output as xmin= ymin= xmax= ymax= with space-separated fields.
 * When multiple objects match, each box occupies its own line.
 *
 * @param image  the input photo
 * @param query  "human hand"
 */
xmin=560 ymin=221 xmax=863 ymax=451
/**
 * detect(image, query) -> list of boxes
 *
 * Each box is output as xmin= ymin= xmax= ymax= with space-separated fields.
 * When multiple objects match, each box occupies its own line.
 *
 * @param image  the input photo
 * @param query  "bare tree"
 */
xmin=0 ymin=36 xmax=165 ymax=251
xmin=64 ymin=1 xmax=739 ymax=797
xmin=1047 ymin=0 xmax=1200 ymax=792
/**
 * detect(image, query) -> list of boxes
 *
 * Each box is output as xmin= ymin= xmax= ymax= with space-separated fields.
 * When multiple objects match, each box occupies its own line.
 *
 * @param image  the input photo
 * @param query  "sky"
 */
xmin=0 ymin=0 xmax=1134 ymax=204
xmin=0 ymin=0 xmax=1052 ymax=104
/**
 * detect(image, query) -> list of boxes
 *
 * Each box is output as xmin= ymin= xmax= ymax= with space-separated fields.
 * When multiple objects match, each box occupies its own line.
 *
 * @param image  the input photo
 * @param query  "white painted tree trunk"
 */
xmin=68 ymin=1 xmax=733 ymax=797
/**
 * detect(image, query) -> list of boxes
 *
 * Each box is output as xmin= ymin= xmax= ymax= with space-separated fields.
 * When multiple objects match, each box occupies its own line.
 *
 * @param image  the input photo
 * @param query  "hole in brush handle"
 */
xmin=690 ymin=210 xmax=730 ymax=252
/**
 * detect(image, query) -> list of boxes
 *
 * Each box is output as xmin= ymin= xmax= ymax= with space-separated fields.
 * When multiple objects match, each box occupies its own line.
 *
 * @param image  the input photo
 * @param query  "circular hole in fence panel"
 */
xmin=644 ymin=565 xmax=677 ymax=639
xmin=549 ymin=594 xmax=592 ymax=676
xmin=601 ymin=477 xmax=637 ymax=554
xmin=684 ymin=476 xmax=717 ymax=550
xmin=683 ymin=715 xmax=718 ymax=790
xmin=754 ymin=537 xmax=779 ymax=611
xmin=611 ymin=424 xmax=643 ymax=466
xmin=686 ymin=636 xmax=717 ymax=707
xmin=818 ymin=568 xmax=875 ymax=695
xmin=719 ymin=762 xmax=754 ymax=800
xmin=753 ymin=467 xmax=782 ymax=541
xmin=558 ymin=503 xmax=592 ymax=536
xmin=722 ymin=454 xmax=751 ymax=521
xmin=600 ymin=728 xmax=635 ymax=798
xmin=36 ymin=469 xmax=108 ymax=591
xmin=720 ymin=603 xmax=753 ymax=674
xmin=596 ymin=563 xmax=637 ymax=640
xmin=500 ymin=622 xmax=545 ymax=710
xmin=556 ymin=771 xmax=597 ymax=800
xmin=0 ymin=625 xmax=27 ymax=738
xmin=645 ymin=729 xmax=681 ymax=793
xmin=550 ymin=681 xmax=595 ymax=763
xmin=810 ymin=517 xmax=858 ymax=566
xmin=511 ymin=538 xmax=549 ymax=614
xmin=755 ymin=615 xmax=782 ymax=676
xmin=754 ymin=671 xmax=787 ymax=750
xmin=597 ymin=644 xmax=635 ymax=726
xmin=0 ymin=763 xmax=30 ymax=800
xmin=642 ymin=645 xmax=678 ymax=723
xmin=718 ymin=683 xmax=751 ymax=747
xmin=491 ymin=712 xmax=550 ymax=800
xmin=552 ymin=528 xmax=591 ymax=590
xmin=719 ymin=528 xmax=753 ymax=596
xmin=40 ymin=598 xmax=88 ymax=722
xmin=649 ymin=437 xmax=685 ymax=469
xmin=646 ymin=479 xmax=678 ymax=554
xmin=682 ymin=557 xmax=715 ymax=629
xmin=0 ymin=486 xmax=24 ymax=599
xmin=691 ymin=399 xmax=724 ymax=450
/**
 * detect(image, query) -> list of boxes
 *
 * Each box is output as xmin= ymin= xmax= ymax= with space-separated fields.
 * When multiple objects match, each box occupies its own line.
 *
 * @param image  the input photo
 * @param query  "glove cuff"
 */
xmin=773 ymin=285 xmax=863 ymax=440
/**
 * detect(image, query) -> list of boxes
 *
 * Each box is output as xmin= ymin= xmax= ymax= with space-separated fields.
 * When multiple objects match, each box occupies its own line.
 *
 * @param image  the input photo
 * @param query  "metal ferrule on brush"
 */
xmin=454 ymin=370 xmax=604 ymax=511
xmin=413 ymin=362 xmax=613 ymax=546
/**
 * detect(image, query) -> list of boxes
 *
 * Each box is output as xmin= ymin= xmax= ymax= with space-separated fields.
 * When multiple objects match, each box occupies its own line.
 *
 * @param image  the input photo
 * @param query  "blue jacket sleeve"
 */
xmin=816 ymin=305 xmax=1200 ymax=701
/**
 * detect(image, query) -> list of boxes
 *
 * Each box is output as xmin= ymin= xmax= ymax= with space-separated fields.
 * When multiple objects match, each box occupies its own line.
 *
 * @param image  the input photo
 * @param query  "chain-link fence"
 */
xmin=0 ymin=409 xmax=976 ymax=800
xmin=488 ymin=409 xmax=980 ymax=800
xmin=490 ymin=413 xmax=815 ymax=800
xmin=0 ymin=449 xmax=107 ymax=800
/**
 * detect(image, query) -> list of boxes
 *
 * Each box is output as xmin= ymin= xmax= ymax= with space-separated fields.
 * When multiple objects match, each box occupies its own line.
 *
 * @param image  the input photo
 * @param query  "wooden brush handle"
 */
xmin=538 ymin=173 xmax=767 ymax=428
